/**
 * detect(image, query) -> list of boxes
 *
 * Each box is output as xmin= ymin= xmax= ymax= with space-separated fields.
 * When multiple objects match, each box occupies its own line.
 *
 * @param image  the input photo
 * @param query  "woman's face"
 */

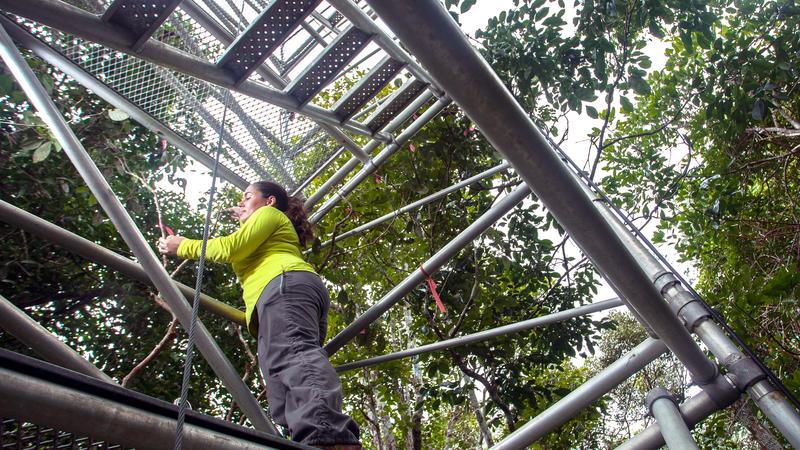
xmin=237 ymin=185 xmax=275 ymax=223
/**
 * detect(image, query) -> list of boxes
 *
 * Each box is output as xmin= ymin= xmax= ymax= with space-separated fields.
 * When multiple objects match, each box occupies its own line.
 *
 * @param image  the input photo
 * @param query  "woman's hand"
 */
xmin=157 ymin=235 xmax=186 ymax=256
xmin=227 ymin=206 xmax=245 ymax=222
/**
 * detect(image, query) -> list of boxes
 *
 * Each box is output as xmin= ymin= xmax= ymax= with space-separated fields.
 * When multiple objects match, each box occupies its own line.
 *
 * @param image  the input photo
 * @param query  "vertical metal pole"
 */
xmin=324 ymin=184 xmax=531 ymax=355
xmin=616 ymin=389 xmax=735 ymax=450
xmin=366 ymin=0 xmax=717 ymax=384
xmin=0 ymin=295 xmax=116 ymax=384
xmin=0 ymin=26 xmax=276 ymax=435
xmin=491 ymin=339 xmax=669 ymax=450
xmin=645 ymin=388 xmax=700 ymax=450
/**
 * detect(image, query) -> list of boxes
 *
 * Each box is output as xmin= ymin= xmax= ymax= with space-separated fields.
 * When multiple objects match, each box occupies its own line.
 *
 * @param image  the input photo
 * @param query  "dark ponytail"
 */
xmin=251 ymin=181 xmax=314 ymax=248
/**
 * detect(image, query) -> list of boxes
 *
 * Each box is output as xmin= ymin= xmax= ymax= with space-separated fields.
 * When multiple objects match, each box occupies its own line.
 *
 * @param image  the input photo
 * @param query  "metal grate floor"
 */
xmin=1 ymin=418 xmax=129 ymax=450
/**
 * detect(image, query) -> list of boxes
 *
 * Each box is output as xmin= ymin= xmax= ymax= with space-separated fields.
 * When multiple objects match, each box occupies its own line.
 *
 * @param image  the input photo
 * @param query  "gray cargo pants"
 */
xmin=256 ymin=271 xmax=361 ymax=446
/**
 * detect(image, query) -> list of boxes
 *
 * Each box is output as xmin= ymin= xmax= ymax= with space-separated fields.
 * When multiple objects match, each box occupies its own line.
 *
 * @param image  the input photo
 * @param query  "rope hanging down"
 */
xmin=173 ymin=90 xmax=231 ymax=450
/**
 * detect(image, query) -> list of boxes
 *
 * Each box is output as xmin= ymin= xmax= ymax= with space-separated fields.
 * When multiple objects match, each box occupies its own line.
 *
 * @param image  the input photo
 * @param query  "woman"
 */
xmin=157 ymin=181 xmax=361 ymax=450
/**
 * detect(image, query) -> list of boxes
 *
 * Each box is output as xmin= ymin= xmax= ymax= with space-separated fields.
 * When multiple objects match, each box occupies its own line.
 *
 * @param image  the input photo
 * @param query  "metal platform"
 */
xmin=0 ymin=348 xmax=308 ymax=450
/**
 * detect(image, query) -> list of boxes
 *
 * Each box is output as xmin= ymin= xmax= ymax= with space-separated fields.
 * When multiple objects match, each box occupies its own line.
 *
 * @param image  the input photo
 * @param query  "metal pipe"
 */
xmin=300 ymin=21 xmax=327 ymax=46
xmin=0 ymin=367 xmax=293 ymax=450
xmin=492 ymin=338 xmax=669 ymax=449
xmin=699 ymin=330 xmax=800 ymax=449
xmin=324 ymin=184 xmax=531 ymax=355
xmin=311 ymin=11 xmax=338 ymax=33
xmin=318 ymin=162 xmax=511 ymax=249
xmin=0 ymin=0 xmax=379 ymax=140
xmin=366 ymin=0 xmax=717 ymax=384
xmin=310 ymin=94 xmax=451 ymax=223
xmin=0 ymin=17 xmax=249 ymax=189
xmin=748 ymin=381 xmax=800 ymax=449
xmin=617 ymin=390 xmax=736 ymax=450
xmin=336 ymin=298 xmax=623 ymax=372
xmin=304 ymin=90 xmax=437 ymax=209
xmin=291 ymin=145 xmax=345 ymax=197
xmin=0 ymin=200 xmax=246 ymax=325
xmin=645 ymin=388 xmax=700 ymax=450
xmin=0 ymin=27 xmax=275 ymax=434
xmin=0 ymin=295 xmax=116 ymax=384
xmin=289 ymin=98 xmax=390 ymax=196
xmin=567 ymin=138 xmax=800 ymax=443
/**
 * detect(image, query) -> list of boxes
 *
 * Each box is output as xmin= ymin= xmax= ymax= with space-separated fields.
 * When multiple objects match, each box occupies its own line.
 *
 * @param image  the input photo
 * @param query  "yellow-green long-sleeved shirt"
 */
xmin=177 ymin=205 xmax=316 ymax=335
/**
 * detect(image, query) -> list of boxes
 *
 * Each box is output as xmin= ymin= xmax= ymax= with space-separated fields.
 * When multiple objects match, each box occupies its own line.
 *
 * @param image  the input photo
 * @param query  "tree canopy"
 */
xmin=2 ymin=0 xmax=799 ymax=447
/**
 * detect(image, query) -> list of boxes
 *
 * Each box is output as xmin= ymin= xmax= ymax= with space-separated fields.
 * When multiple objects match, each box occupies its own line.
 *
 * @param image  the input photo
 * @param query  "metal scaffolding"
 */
xmin=0 ymin=0 xmax=798 ymax=449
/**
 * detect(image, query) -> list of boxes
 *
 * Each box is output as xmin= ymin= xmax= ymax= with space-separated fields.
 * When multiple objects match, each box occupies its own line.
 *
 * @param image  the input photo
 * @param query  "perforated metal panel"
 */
xmin=278 ymin=9 xmax=347 ymax=77
xmin=1 ymin=418 xmax=128 ymax=450
xmin=365 ymin=78 xmax=427 ymax=132
xmin=217 ymin=0 xmax=323 ymax=85
xmin=332 ymin=56 xmax=405 ymax=122
xmin=286 ymin=26 xmax=372 ymax=106
xmin=101 ymin=0 xmax=182 ymax=50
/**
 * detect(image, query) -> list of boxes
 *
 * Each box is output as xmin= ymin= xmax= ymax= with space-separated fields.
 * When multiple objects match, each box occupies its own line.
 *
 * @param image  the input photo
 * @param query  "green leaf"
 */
xmin=620 ymin=96 xmax=634 ymax=113
xmin=32 ymin=142 xmax=52 ymax=163
xmin=751 ymin=99 xmax=766 ymax=120
xmin=629 ymin=76 xmax=651 ymax=95
xmin=460 ymin=0 xmax=476 ymax=13
xmin=534 ymin=6 xmax=550 ymax=21
xmin=680 ymin=31 xmax=694 ymax=54
xmin=0 ymin=74 xmax=14 ymax=94
xmin=21 ymin=140 xmax=44 ymax=151
xmin=108 ymin=109 xmax=130 ymax=121
xmin=38 ymin=74 xmax=55 ymax=95
xmin=586 ymin=105 xmax=599 ymax=119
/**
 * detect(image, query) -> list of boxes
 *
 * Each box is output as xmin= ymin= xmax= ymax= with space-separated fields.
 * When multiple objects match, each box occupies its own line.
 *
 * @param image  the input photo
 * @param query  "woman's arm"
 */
xmin=170 ymin=206 xmax=280 ymax=263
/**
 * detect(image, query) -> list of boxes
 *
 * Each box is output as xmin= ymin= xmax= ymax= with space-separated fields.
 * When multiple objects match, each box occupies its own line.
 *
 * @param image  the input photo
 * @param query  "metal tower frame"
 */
xmin=0 ymin=0 xmax=798 ymax=449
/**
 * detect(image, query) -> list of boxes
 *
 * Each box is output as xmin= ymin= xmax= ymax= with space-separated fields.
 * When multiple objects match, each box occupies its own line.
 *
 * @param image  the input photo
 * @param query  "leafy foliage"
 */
xmin=0 ymin=51 xmax=260 ymax=419
xmin=3 ymin=0 xmax=798 ymax=447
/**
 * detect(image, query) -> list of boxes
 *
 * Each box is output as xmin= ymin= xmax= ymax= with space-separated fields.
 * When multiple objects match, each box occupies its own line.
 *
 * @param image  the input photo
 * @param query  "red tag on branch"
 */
xmin=158 ymin=221 xmax=174 ymax=236
xmin=420 ymin=266 xmax=447 ymax=314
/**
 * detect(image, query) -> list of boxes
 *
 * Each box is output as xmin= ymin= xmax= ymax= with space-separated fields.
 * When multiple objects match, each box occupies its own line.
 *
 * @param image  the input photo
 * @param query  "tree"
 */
xmin=463 ymin=0 xmax=799 ymax=446
xmin=309 ymin=102 xmax=610 ymax=447
xmin=0 ymin=50 xmax=261 ymax=420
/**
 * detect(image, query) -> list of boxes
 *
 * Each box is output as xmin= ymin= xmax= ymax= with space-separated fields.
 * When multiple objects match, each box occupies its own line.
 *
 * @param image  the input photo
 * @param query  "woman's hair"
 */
xmin=250 ymin=181 xmax=314 ymax=248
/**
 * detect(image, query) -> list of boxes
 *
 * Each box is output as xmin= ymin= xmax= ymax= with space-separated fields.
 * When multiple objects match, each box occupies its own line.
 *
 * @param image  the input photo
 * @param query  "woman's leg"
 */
xmin=256 ymin=271 xmax=360 ymax=446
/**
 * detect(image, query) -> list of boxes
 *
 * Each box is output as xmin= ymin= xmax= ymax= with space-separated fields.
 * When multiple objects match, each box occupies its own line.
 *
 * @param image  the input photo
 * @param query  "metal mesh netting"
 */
xmin=1 ymin=418 xmax=129 ymax=450
xmin=14 ymin=0 xmax=360 ymax=189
